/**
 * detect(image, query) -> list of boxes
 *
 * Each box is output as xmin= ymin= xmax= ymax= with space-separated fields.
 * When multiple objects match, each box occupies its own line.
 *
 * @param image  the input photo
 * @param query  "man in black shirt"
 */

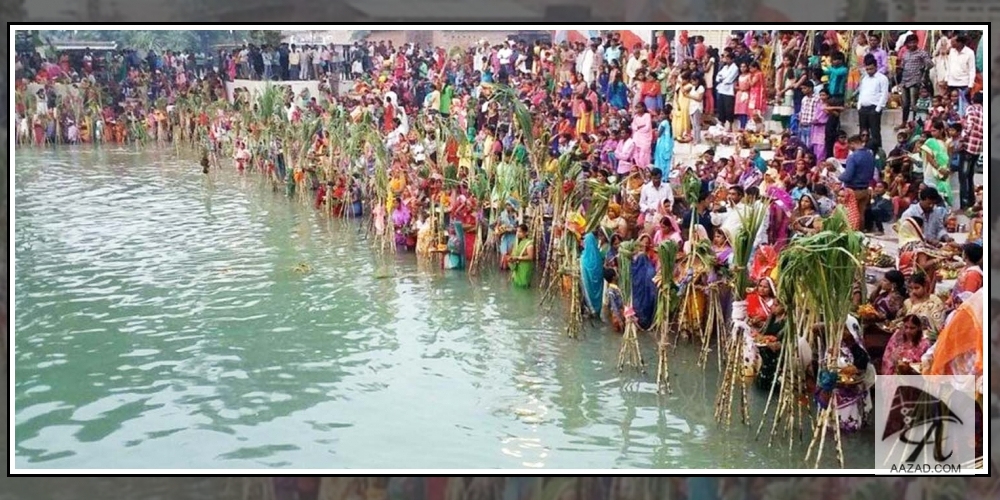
xmin=681 ymin=191 xmax=715 ymax=242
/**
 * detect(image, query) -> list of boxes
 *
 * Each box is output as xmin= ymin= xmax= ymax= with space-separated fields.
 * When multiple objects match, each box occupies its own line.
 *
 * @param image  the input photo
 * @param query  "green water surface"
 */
xmin=13 ymin=147 xmax=876 ymax=469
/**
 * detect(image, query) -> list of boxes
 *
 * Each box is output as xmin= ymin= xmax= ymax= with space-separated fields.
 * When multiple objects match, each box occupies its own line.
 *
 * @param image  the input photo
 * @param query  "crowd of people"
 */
xmin=13 ymin=29 xmax=986 ymax=458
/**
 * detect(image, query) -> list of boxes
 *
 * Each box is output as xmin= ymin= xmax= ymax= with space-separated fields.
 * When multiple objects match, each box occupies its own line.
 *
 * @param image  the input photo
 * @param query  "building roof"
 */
xmin=50 ymin=40 xmax=118 ymax=50
xmin=282 ymin=30 xmax=356 ymax=45
xmin=344 ymin=0 xmax=541 ymax=19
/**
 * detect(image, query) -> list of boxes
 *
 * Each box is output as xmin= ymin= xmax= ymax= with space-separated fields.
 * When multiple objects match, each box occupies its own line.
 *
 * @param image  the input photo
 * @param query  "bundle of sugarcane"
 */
xmin=486 ymin=84 xmax=535 ymax=146
xmin=582 ymin=178 xmax=620 ymax=234
xmin=467 ymin=173 xmax=492 ymax=273
xmin=555 ymin=227 xmax=584 ymax=338
xmin=731 ymin=201 xmax=770 ymax=305
xmin=772 ymin=209 xmax=863 ymax=468
xmin=756 ymin=291 xmax=811 ymax=454
xmin=617 ymin=240 xmax=645 ymax=373
xmin=686 ymin=238 xmax=725 ymax=369
xmin=538 ymin=153 xmax=574 ymax=292
xmin=653 ymin=240 xmax=679 ymax=393
xmin=714 ymin=314 xmax=751 ymax=428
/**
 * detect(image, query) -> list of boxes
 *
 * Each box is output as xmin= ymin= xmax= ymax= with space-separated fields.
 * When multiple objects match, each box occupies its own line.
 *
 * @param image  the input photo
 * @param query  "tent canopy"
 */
xmin=553 ymin=30 xmax=651 ymax=48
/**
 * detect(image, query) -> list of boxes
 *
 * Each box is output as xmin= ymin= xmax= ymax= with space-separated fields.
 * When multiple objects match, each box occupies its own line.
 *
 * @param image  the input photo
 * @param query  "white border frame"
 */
xmin=7 ymin=23 xmax=990 ymax=475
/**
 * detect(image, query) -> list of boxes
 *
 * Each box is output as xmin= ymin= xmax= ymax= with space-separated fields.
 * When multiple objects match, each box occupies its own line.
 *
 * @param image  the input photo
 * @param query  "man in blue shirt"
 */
xmin=839 ymin=134 xmax=876 ymax=229
xmin=900 ymin=187 xmax=954 ymax=244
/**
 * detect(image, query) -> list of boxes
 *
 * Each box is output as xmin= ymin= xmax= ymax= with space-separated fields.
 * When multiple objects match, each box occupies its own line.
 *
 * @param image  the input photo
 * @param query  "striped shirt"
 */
xmin=900 ymin=49 xmax=931 ymax=88
xmin=799 ymin=94 xmax=820 ymax=126
xmin=963 ymin=103 xmax=983 ymax=155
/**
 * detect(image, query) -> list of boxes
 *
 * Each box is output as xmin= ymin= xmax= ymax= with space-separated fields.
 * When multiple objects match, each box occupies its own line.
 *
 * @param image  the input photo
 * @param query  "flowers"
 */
xmin=752 ymin=332 xmax=778 ymax=345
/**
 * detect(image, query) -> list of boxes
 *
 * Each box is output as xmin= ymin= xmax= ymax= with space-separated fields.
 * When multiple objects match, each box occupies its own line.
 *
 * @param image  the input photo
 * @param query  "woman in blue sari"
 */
xmin=654 ymin=104 xmax=675 ymax=177
xmin=608 ymin=73 xmax=629 ymax=110
xmin=497 ymin=198 xmax=519 ymax=269
xmin=580 ymin=232 xmax=605 ymax=317
xmin=444 ymin=221 xmax=466 ymax=270
xmin=631 ymin=242 xmax=659 ymax=331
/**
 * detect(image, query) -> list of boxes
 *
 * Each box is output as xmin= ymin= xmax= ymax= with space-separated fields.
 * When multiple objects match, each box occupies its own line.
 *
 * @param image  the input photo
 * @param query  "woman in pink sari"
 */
xmin=881 ymin=314 xmax=932 ymax=375
xmin=630 ymin=102 xmax=653 ymax=169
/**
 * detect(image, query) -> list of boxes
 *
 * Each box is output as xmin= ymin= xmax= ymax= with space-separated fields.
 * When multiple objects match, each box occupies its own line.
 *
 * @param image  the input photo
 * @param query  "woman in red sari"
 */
xmin=746 ymin=277 xmax=777 ymax=326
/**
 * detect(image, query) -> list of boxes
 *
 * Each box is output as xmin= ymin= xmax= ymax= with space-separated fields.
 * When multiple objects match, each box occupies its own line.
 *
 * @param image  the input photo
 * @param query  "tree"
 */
xmin=246 ymin=30 xmax=283 ymax=47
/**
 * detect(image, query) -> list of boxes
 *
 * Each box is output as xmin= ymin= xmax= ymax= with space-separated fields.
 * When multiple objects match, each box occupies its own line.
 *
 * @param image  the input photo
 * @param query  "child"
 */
xmin=888 ymin=172 xmax=916 ymax=219
xmin=926 ymin=95 xmax=947 ymax=131
xmin=866 ymin=181 xmax=894 ymax=233
xmin=913 ymin=86 xmax=931 ymax=124
xmin=885 ymin=131 xmax=912 ymax=175
xmin=833 ymin=131 xmax=849 ymax=161
xmin=603 ymin=268 xmax=625 ymax=333
xmin=790 ymin=175 xmax=811 ymax=201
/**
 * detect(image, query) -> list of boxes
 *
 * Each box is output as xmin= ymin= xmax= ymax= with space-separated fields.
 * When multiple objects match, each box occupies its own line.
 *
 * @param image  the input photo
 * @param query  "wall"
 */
xmin=224 ymin=79 xmax=321 ymax=104
xmin=366 ymin=30 xmax=519 ymax=48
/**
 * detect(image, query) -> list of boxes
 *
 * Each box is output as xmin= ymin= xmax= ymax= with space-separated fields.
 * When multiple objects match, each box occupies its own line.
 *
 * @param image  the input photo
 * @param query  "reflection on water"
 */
xmin=14 ymin=147 xmax=876 ymax=468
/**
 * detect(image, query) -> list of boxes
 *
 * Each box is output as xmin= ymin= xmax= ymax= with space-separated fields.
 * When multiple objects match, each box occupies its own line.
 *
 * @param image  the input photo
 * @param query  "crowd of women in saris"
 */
xmin=14 ymin=29 xmax=986 ymax=450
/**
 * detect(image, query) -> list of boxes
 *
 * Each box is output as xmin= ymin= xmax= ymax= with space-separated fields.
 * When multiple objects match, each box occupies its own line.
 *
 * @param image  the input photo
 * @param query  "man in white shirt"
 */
xmin=946 ymin=34 xmax=977 ymax=94
xmin=498 ymin=43 xmax=514 ymax=75
xmin=625 ymin=47 xmax=642 ymax=84
xmin=639 ymin=168 xmax=674 ymax=219
xmin=855 ymin=54 xmax=889 ymax=149
xmin=711 ymin=185 xmax=768 ymax=251
xmin=715 ymin=51 xmax=739 ymax=130
xmin=580 ymin=42 xmax=596 ymax=85
xmin=474 ymin=41 xmax=488 ymax=73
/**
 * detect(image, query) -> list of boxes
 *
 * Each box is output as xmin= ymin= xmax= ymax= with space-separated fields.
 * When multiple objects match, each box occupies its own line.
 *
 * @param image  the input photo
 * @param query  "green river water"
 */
xmin=13 ymin=147 xmax=876 ymax=469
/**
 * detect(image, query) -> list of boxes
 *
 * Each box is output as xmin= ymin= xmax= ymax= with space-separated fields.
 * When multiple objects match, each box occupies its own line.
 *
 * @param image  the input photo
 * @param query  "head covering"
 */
xmin=845 ymin=314 xmax=862 ymax=344
xmin=766 ymin=185 xmax=794 ymax=213
xmin=505 ymin=197 xmax=520 ymax=209
xmin=760 ymin=276 xmax=777 ymax=297
xmin=607 ymin=202 xmax=621 ymax=218
xmin=896 ymin=217 xmax=924 ymax=246
xmin=798 ymin=193 xmax=819 ymax=214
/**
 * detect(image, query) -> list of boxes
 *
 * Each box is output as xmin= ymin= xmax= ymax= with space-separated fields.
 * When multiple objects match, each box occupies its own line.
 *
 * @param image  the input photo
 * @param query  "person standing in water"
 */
xmin=509 ymin=224 xmax=535 ymax=288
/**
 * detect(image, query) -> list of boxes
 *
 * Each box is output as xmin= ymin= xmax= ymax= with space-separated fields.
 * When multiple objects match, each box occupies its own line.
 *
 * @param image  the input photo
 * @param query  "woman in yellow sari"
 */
xmin=672 ymin=72 xmax=692 ymax=141
xmin=846 ymin=32 xmax=868 ymax=100
xmin=759 ymin=41 xmax=775 ymax=92
xmin=679 ymin=225 xmax=710 ymax=334
xmin=896 ymin=217 xmax=947 ymax=292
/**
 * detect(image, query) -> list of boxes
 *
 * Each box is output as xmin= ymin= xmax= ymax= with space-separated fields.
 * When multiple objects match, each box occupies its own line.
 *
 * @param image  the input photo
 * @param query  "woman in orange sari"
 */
xmin=926 ymin=289 xmax=983 ymax=456
xmin=747 ymin=61 xmax=766 ymax=121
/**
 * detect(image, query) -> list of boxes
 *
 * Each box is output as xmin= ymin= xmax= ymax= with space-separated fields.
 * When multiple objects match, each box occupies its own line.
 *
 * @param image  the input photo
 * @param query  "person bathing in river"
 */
xmin=233 ymin=140 xmax=251 ymax=172
xmin=497 ymin=198 xmax=520 ymax=270
xmin=509 ymin=224 xmax=535 ymax=288
xmin=443 ymin=221 xmax=466 ymax=271
xmin=580 ymin=232 xmax=605 ymax=318
xmin=603 ymin=268 xmax=625 ymax=333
